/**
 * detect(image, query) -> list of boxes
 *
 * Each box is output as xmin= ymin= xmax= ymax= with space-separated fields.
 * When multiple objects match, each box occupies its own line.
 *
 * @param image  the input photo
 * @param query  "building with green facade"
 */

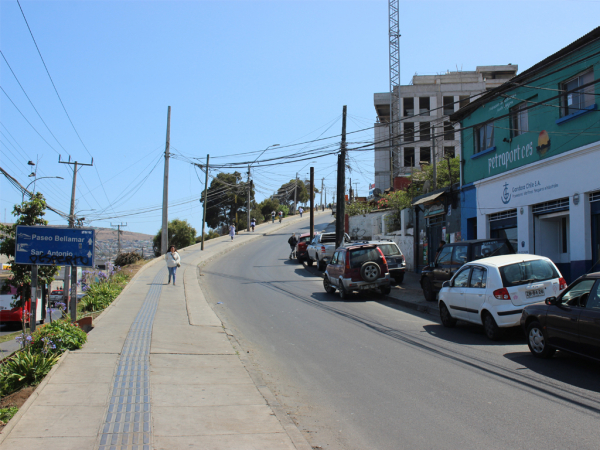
xmin=451 ymin=27 xmax=600 ymax=282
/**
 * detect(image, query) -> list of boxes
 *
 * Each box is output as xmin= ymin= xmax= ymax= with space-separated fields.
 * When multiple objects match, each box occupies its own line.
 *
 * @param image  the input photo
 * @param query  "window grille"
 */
xmin=532 ymin=198 xmax=569 ymax=214
xmin=489 ymin=210 xmax=517 ymax=221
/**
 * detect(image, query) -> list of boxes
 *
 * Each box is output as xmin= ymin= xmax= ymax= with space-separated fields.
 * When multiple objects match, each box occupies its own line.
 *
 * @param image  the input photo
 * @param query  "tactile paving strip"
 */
xmin=97 ymin=268 xmax=165 ymax=450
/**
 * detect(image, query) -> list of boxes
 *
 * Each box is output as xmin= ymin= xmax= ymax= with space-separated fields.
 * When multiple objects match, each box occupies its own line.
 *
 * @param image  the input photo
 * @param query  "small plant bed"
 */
xmin=0 ymin=386 xmax=35 ymax=431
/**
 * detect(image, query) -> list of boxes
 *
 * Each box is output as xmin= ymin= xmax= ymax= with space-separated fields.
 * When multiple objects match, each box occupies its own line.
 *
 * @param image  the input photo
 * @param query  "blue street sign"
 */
xmin=15 ymin=226 xmax=95 ymax=267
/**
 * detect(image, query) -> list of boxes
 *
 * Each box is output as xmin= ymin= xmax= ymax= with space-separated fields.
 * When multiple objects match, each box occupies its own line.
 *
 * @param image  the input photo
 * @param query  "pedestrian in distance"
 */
xmin=250 ymin=218 xmax=256 ymax=232
xmin=278 ymin=211 xmax=283 ymax=223
xmin=271 ymin=211 xmax=276 ymax=223
xmin=165 ymin=245 xmax=181 ymax=285
xmin=229 ymin=223 xmax=236 ymax=240
xmin=288 ymin=233 xmax=298 ymax=259
xmin=298 ymin=207 xmax=304 ymax=218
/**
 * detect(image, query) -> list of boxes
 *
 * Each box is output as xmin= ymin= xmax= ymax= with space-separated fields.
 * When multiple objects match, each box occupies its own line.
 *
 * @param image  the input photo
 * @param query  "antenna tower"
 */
xmin=388 ymin=0 xmax=400 ymax=185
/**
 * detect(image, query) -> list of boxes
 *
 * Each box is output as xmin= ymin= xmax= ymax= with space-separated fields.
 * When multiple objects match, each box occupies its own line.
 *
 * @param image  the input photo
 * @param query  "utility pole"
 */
xmin=246 ymin=164 xmax=251 ymax=232
xmin=111 ymin=223 xmax=127 ymax=254
xmin=310 ymin=167 xmax=314 ymax=239
xmin=201 ymin=155 xmax=209 ymax=250
xmin=59 ymin=155 xmax=93 ymax=322
xmin=161 ymin=106 xmax=171 ymax=255
xmin=349 ymin=177 xmax=352 ymax=202
xmin=320 ymin=178 xmax=324 ymax=208
xmin=432 ymin=125 xmax=437 ymax=190
xmin=354 ymin=182 xmax=359 ymax=200
xmin=336 ymin=105 xmax=347 ymax=249
xmin=293 ymin=172 xmax=298 ymax=214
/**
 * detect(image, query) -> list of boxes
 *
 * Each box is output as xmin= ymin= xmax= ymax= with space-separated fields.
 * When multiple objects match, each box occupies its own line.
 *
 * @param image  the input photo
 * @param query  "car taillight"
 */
xmin=559 ymin=277 xmax=567 ymax=290
xmin=345 ymin=251 xmax=350 ymax=270
xmin=377 ymin=248 xmax=387 ymax=265
xmin=493 ymin=288 xmax=511 ymax=300
xmin=320 ymin=245 xmax=326 ymax=253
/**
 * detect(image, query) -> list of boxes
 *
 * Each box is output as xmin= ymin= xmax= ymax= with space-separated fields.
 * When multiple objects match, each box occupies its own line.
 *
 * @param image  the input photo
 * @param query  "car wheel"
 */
xmin=422 ymin=278 xmax=436 ymax=302
xmin=339 ymin=283 xmax=348 ymax=300
xmin=527 ymin=321 xmax=556 ymax=358
xmin=306 ymin=258 xmax=314 ymax=267
xmin=360 ymin=262 xmax=381 ymax=282
xmin=483 ymin=312 xmax=501 ymax=341
xmin=394 ymin=273 xmax=405 ymax=284
xmin=323 ymin=276 xmax=336 ymax=295
xmin=439 ymin=302 xmax=457 ymax=328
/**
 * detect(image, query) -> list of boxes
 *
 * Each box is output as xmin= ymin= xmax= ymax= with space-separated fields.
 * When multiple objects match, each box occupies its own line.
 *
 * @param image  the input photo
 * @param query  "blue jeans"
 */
xmin=168 ymin=266 xmax=177 ymax=284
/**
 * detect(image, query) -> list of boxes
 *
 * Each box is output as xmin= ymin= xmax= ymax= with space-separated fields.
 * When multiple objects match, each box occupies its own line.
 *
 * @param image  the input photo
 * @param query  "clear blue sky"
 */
xmin=2 ymin=0 xmax=599 ymax=235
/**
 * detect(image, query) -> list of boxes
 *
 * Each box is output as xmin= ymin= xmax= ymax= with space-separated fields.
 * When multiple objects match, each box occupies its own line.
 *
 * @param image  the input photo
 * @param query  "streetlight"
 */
xmin=22 ymin=176 xmax=64 ymax=203
xmin=247 ymin=144 xmax=279 ymax=231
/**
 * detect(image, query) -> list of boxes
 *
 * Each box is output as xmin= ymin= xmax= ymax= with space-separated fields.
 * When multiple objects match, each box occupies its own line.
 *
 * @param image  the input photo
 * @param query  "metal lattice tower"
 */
xmin=388 ymin=0 xmax=400 ymax=184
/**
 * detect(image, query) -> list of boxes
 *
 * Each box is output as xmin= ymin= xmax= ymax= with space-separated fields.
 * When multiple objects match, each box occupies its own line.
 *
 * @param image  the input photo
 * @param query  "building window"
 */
xmin=404 ymin=148 xmax=415 ymax=167
xmin=444 ymin=146 xmax=455 ymax=158
xmin=443 ymin=96 xmax=455 ymax=116
xmin=419 ymin=97 xmax=430 ymax=116
xmin=420 ymin=147 xmax=431 ymax=165
xmin=420 ymin=122 xmax=431 ymax=141
xmin=475 ymin=121 xmax=494 ymax=153
xmin=403 ymin=122 xmax=415 ymax=142
xmin=561 ymin=69 xmax=595 ymax=117
xmin=510 ymin=102 xmax=529 ymax=137
xmin=444 ymin=121 xmax=455 ymax=140
xmin=459 ymin=95 xmax=470 ymax=109
xmin=403 ymin=98 xmax=414 ymax=116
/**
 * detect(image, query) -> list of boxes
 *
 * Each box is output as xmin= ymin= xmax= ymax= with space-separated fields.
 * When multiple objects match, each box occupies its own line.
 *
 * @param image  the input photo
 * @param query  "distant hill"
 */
xmin=94 ymin=227 xmax=154 ymax=242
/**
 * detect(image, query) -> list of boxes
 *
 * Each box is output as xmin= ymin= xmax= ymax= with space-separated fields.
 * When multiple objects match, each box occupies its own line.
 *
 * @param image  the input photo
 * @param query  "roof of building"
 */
xmin=451 ymin=26 xmax=600 ymax=121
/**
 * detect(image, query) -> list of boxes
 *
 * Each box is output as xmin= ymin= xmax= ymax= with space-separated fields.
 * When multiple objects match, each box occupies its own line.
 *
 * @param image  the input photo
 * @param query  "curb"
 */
xmin=385 ymin=295 xmax=440 ymax=316
xmin=0 ymin=350 xmax=70 ymax=444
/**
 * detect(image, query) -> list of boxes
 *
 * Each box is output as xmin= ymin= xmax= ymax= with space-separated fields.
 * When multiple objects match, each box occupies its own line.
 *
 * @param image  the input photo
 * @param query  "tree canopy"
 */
xmin=0 ymin=194 xmax=59 ymax=305
xmin=153 ymin=219 xmax=197 ymax=256
xmin=199 ymin=172 xmax=253 ymax=229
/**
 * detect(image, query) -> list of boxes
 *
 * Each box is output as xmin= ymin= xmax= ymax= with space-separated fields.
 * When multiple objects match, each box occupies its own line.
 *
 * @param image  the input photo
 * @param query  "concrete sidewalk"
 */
xmin=386 ymin=272 xmax=440 ymax=316
xmin=0 ymin=212 xmax=325 ymax=450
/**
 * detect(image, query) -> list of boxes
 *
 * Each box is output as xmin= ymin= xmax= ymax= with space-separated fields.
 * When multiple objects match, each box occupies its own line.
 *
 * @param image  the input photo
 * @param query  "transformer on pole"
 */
xmin=388 ymin=0 xmax=400 ymax=186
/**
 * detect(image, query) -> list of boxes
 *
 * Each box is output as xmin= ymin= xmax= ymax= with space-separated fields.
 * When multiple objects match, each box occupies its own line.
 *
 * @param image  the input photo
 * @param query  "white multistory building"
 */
xmin=374 ymin=65 xmax=518 ymax=192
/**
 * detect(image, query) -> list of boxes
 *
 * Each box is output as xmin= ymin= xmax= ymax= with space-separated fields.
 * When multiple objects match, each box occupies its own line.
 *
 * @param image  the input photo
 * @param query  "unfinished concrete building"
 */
xmin=373 ymin=65 xmax=518 ymax=193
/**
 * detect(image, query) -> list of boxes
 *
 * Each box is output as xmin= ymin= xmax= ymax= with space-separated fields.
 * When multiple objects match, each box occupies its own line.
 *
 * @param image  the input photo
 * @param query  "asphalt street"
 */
xmin=201 ymin=214 xmax=600 ymax=450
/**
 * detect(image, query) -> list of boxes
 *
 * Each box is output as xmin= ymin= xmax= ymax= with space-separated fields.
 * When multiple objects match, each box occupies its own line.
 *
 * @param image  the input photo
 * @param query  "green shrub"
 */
xmin=79 ymin=281 xmax=124 ymax=312
xmin=0 ymin=406 xmax=18 ymax=423
xmin=114 ymin=251 xmax=143 ymax=267
xmin=0 ymin=349 xmax=60 ymax=396
xmin=30 ymin=320 xmax=87 ymax=354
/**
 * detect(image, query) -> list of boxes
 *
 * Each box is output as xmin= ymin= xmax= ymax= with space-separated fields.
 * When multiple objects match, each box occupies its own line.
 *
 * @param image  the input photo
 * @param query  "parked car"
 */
xmin=323 ymin=243 xmax=391 ymax=299
xmin=295 ymin=233 xmax=313 ymax=263
xmin=438 ymin=254 xmax=566 ymax=340
xmin=49 ymin=289 xmax=64 ymax=305
xmin=307 ymin=232 xmax=351 ymax=270
xmin=421 ymin=239 xmax=516 ymax=302
xmin=368 ymin=240 xmax=406 ymax=283
xmin=521 ymin=272 xmax=600 ymax=360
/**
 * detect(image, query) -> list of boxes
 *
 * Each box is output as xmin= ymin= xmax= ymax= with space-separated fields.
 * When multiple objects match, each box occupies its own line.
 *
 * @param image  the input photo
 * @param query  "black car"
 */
xmin=521 ymin=272 xmax=600 ymax=361
xmin=420 ymin=239 xmax=516 ymax=302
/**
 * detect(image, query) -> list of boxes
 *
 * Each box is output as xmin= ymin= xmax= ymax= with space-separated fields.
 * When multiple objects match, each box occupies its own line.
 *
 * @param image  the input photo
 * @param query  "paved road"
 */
xmin=202 ymin=214 xmax=600 ymax=450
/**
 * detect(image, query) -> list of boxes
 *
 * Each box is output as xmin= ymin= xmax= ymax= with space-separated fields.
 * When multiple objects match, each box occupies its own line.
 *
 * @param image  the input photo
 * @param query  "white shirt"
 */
xmin=165 ymin=251 xmax=180 ymax=267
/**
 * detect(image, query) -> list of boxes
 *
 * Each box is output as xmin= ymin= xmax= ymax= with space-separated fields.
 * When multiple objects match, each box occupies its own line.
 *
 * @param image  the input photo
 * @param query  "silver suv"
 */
xmin=368 ymin=240 xmax=406 ymax=284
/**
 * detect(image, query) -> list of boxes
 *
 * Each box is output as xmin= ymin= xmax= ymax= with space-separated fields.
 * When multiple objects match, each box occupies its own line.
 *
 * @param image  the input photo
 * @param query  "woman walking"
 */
xmin=165 ymin=245 xmax=181 ymax=285
xmin=229 ymin=223 xmax=236 ymax=240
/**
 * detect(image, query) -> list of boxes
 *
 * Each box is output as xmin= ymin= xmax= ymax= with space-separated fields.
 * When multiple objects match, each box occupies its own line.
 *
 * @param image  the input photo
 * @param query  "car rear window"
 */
xmin=349 ymin=247 xmax=381 ymax=269
xmin=500 ymin=260 xmax=559 ymax=287
xmin=472 ymin=240 xmax=515 ymax=260
xmin=377 ymin=244 xmax=401 ymax=256
xmin=299 ymin=236 xmax=311 ymax=244
xmin=320 ymin=234 xmax=336 ymax=243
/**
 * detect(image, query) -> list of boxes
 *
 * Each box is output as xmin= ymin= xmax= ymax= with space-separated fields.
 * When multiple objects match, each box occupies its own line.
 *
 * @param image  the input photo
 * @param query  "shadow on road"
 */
xmin=504 ymin=351 xmax=600 ymax=393
xmin=422 ymin=323 xmax=525 ymax=346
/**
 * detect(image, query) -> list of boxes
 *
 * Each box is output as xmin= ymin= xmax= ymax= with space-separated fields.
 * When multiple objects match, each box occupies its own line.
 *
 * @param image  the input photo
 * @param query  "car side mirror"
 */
xmin=442 ymin=281 xmax=450 ymax=288
xmin=545 ymin=297 xmax=558 ymax=305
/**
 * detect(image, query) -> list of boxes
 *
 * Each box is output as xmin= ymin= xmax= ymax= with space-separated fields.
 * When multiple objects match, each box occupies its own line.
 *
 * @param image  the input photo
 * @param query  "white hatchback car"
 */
xmin=438 ymin=254 xmax=566 ymax=340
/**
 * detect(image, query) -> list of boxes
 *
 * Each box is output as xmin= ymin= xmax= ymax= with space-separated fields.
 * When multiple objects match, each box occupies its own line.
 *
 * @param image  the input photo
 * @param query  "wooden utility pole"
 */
xmin=310 ymin=167 xmax=314 ymax=239
xmin=201 ymin=155 xmax=209 ymax=250
xmin=111 ymin=223 xmax=127 ymax=254
xmin=247 ymin=164 xmax=251 ymax=232
xmin=432 ymin=124 xmax=437 ymax=190
xmin=293 ymin=172 xmax=298 ymax=214
xmin=59 ymin=155 xmax=93 ymax=322
xmin=320 ymin=178 xmax=324 ymax=208
xmin=161 ymin=106 xmax=171 ymax=255
xmin=335 ymin=105 xmax=347 ymax=248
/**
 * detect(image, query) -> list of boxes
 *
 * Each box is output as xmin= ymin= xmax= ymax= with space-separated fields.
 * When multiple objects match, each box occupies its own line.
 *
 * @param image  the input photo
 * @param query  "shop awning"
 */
xmin=412 ymin=191 xmax=445 ymax=206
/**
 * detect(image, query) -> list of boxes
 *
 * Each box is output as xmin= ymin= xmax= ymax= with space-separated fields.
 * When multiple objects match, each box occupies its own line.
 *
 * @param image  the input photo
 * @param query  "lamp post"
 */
xmin=22 ymin=176 xmax=64 ymax=203
xmin=247 ymin=144 xmax=279 ymax=231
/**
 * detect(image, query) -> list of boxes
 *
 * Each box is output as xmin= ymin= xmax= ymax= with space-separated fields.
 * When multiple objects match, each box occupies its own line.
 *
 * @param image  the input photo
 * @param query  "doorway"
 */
xmin=534 ymin=211 xmax=570 ymax=282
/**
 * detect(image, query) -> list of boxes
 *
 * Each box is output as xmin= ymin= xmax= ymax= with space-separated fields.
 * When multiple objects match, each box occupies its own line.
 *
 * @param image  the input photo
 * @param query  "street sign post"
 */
xmin=15 ymin=226 xmax=95 ymax=267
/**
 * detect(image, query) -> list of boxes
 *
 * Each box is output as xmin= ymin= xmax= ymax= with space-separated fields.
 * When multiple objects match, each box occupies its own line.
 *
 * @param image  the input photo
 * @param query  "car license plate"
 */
xmin=388 ymin=263 xmax=398 ymax=268
xmin=360 ymin=284 xmax=375 ymax=290
xmin=526 ymin=289 xmax=545 ymax=299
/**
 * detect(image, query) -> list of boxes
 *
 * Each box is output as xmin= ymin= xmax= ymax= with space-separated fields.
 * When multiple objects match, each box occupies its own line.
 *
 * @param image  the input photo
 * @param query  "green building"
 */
xmin=452 ymin=27 xmax=600 ymax=282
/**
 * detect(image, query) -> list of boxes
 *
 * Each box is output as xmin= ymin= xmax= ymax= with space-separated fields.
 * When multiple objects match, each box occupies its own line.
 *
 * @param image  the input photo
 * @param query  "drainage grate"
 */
xmin=97 ymin=268 xmax=165 ymax=450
